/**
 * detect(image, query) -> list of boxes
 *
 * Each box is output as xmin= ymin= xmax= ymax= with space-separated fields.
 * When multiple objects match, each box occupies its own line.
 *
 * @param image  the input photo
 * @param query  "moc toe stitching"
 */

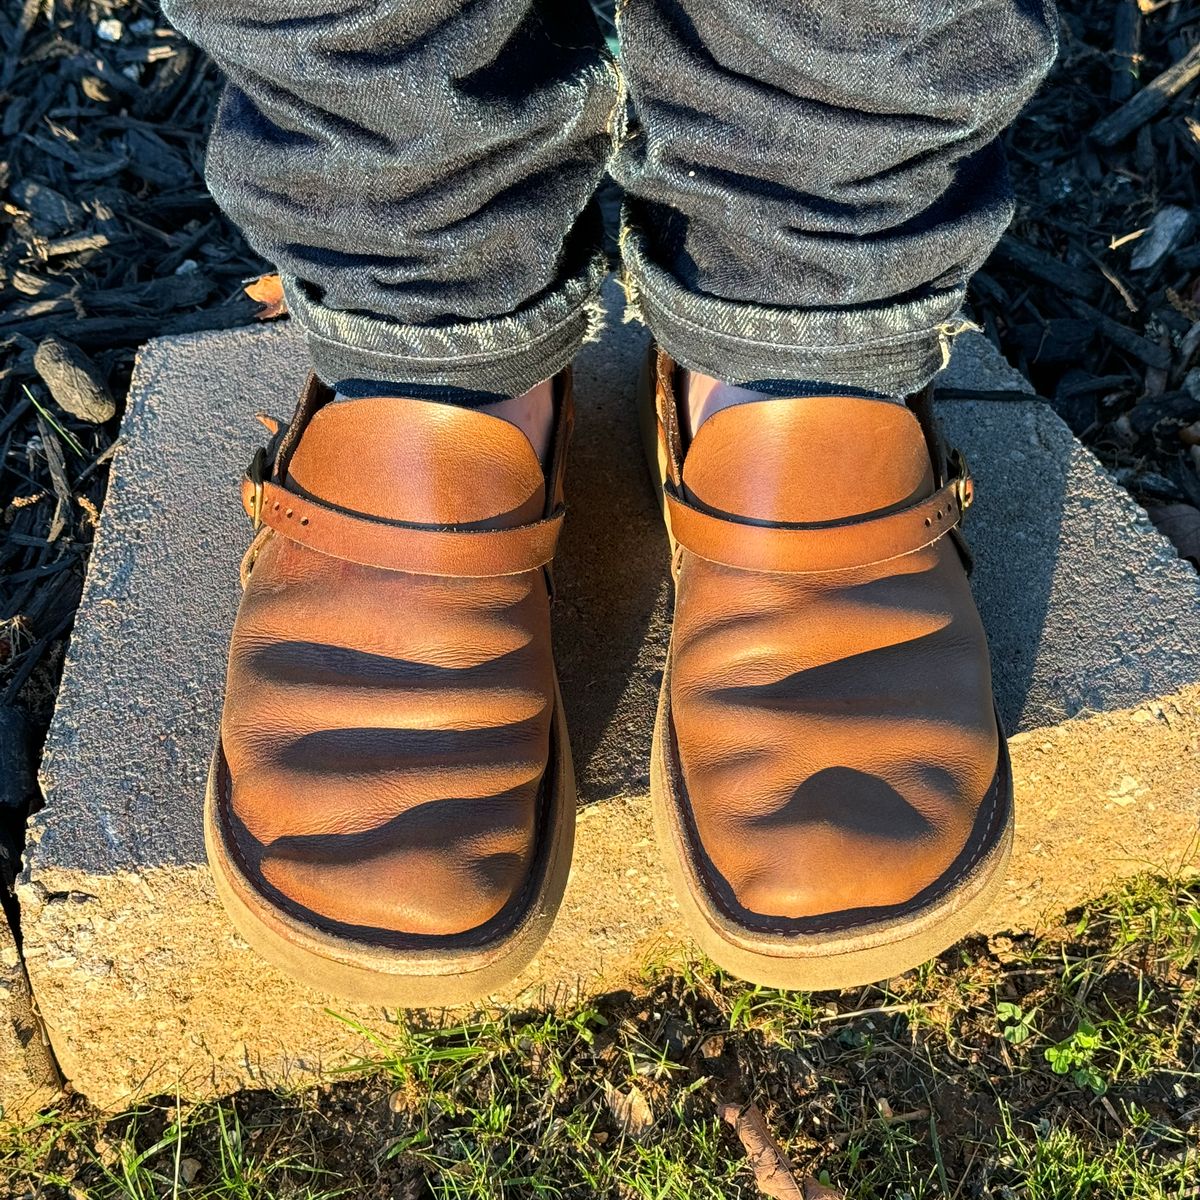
xmin=664 ymin=705 xmax=1010 ymax=939
xmin=215 ymin=741 xmax=555 ymax=951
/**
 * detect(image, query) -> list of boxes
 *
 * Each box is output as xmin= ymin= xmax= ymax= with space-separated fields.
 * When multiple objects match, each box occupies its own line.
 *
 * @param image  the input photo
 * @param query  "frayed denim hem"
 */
xmin=282 ymin=249 xmax=611 ymax=396
xmin=619 ymin=225 xmax=974 ymax=397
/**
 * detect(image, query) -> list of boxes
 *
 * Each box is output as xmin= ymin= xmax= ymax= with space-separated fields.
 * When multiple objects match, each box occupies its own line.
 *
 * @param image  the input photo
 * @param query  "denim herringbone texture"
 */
xmin=166 ymin=0 xmax=1057 ymax=394
xmin=612 ymin=0 xmax=1058 ymax=391
xmin=162 ymin=0 xmax=621 ymax=394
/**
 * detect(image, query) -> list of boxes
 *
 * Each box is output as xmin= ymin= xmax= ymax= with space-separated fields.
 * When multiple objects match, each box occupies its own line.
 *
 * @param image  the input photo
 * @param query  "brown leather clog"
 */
xmin=205 ymin=374 xmax=576 ymax=1005
xmin=640 ymin=349 xmax=1012 ymax=990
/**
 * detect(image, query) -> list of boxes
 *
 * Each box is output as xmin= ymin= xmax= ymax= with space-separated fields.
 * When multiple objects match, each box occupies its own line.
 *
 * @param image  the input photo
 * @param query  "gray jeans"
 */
xmin=163 ymin=0 xmax=1057 ymax=397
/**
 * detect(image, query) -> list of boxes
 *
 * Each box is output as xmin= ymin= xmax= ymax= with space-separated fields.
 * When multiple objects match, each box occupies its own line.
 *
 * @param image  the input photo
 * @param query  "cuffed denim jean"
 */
xmin=162 ymin=0 xmax=1057 ymax=396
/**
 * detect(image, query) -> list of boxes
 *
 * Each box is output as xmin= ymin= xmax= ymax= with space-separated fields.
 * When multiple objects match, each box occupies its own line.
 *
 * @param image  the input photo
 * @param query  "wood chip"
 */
xmin=1130 ymin=206 xmax=1193 ymax=270
xmin=33 ymin=336 xmax=116 ymax=423
xmin=1092 ymin=40 xmax=1200 ymax=146
xmin=244 ymin=272 xmax=288 ymax=320
xmin=719 ymin=1100 xmax=844 ymax=1200
xmin=1146 ymin=503 xmax=1200 ymax=566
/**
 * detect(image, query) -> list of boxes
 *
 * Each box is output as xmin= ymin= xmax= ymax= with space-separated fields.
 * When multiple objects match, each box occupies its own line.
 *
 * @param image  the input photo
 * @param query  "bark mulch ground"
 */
xmin=976 ymin=0 xmax=1200 ymax=568
xmin=0 ymin=0 xmax=265 ymax=899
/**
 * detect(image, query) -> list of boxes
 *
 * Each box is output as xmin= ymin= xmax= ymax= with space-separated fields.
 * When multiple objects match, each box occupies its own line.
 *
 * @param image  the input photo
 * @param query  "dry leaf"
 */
xmin=605 ymin=1081 xmax=654 ymax=1139
xmin=244 ymin=272 xmax=288 ymax=320
xmin=719 ymin=1100 xmax=844 ymax=1200
xmin=1146 ymin=503 xmax=1200 ymax=567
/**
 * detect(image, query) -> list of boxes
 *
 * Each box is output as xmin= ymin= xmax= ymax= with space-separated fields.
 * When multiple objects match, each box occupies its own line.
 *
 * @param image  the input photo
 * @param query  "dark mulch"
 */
xmin=0 ymin=0 xmax=267 ymax=891
xmin=974 ymin=0 xmax=1200 ymax=566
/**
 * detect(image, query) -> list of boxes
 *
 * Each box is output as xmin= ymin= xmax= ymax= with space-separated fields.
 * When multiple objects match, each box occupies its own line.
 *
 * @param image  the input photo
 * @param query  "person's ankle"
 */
xmin=684 ymin=370 xmax=770 ymax=439
xmin=685 ymin=370 xmax=902 ymax=439
xmin=477 ymin=378 xmax=555 ymax=463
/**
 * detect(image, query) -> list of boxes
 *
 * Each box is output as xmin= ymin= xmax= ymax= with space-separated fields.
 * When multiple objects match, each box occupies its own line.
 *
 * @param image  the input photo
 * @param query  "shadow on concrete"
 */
xmin=552 ymin=301 xmax=670 ymax=803
xmin=938 ymin=376 xmax=1200 ymax=735
xmin=937 ymin=387 xmax=1066 ymax=735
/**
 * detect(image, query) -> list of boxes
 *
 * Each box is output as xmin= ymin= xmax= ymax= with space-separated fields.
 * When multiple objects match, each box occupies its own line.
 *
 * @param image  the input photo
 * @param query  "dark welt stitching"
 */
xmin=216 ymin=695 xmax=562 ymax=952
xmin=666 ymin=694 xmax=1007 ymax=937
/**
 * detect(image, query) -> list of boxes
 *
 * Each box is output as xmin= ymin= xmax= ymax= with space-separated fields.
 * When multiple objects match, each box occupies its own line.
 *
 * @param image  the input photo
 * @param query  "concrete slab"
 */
xmin=0 ymin=917 xmax=61 ymax=1119
xmin=21 ymin=284 xmax=1200 ymax=1108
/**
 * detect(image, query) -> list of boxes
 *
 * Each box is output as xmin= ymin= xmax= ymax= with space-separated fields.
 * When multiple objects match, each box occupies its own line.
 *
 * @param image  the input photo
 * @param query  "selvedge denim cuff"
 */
xmin=620 ymin=225 xmax=969 ymax=397
xmin=282 ymin=249 xmax=610 ymax=396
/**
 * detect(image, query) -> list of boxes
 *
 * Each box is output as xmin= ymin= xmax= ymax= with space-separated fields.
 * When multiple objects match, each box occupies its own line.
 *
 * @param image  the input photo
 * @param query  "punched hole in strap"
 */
xmin=241 ymin=473 xmax=565 ymax=578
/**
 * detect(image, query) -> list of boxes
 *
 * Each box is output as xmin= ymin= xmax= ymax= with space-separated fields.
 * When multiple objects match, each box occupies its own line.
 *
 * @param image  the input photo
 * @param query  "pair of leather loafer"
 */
xmin=205 ymin=350 xmax=1012 ymax=1003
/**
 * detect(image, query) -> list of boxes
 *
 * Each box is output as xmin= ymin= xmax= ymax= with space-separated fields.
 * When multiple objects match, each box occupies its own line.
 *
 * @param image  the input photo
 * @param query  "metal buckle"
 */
xmin=247 ymin=446 xmax=269 ymax=530
xmin=950 ymin=449 xmax=974 ymax=512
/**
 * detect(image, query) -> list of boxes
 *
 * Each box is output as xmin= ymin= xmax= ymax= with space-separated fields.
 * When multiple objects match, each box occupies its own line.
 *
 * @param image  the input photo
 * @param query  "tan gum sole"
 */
xmin=637 ymin=354 xmax=1014 ymax=991
xmin=204 ymin=682 xmax=576 ymax=1008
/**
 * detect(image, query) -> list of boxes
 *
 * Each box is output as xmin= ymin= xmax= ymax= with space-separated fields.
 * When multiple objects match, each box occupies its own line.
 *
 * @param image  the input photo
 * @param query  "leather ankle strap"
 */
xmin=665 ymin=453 xmax=973 ymax=575
xmin=241 ymin=476 xmax=564 ymax=577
